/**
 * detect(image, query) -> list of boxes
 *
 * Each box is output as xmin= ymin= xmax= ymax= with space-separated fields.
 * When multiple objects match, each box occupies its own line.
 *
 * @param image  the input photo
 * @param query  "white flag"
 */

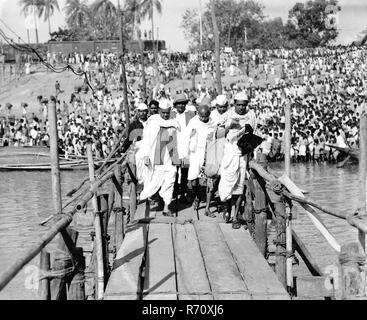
xmin=24 ymin=5 xmax=39 ymax=30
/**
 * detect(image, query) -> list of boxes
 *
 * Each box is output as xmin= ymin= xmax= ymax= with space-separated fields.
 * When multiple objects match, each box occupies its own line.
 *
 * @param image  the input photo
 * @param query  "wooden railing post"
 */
xmin=112 ymin=165 xmax=125 ymax=252
xmin=50 ymin=228 xmax=77 ymax=300
xmin=87 ymin=143 xmax=105 ymax=300
xmin=48 ymin=96 xmax=62 ymax=215
xmin=68 ymin=247 xmax=85 ymax=300
xmin=339 ymin=242 xmax=366 ymax=299
xmin=358 ymin=113 xmax=367 ymax=251
xmin=251 ymin=170 xmax=268 ymax=257
xmin=284 ymin=102 xmax=294 ymax=294
xmin=274 ymin=196 xmax=287 ymax=288
xmin=38 ymin=250 xmax=50 ymax=300
xmin=97 ymin=194 xmax=111 ymax=285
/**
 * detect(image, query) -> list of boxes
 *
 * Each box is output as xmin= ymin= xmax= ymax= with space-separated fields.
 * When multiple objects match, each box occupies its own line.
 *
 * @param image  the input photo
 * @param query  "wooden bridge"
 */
xmin=0 ymin=106 xmax=366 ymax=301
xmin=104 ymin=203 xmax=289 ymax=300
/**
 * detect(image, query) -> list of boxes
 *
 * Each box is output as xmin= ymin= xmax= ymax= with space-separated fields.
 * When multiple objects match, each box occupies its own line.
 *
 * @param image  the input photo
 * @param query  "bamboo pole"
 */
xmin=274 ymin=197 xmax=287 ymax=288
xmin=358 ymin=113 xmax=367 ymax=251
xmin=249 ymin=161 xmax=341 ymax=252
xmin=48 ymin=97 xmax=62 ymax=215
xmin=0 ymin=213 xmax=73 ymax=292
xmin=251 ymin=170 xmax=267 ymax=257
xmin=97 ymin=194 xmax=110 ymax=284
xmin=210 ymin=0 xmax=222 ymax=94
xmin=250 ymin=161 xmax=347 ymax=219
xmin=279 ymin=174 xmax=341 ymax=253
xmin=68 ymin=247 xmax=85 ymax=300
xmin=117 ymin=0 xmax=130 ymax=130
xmin=284 ymin=102 xmax=293 ymax=293
xmin=0 ymin=169 xmax=117 ymax=292
xmin=38 ymin=250 xmax=50 ymax=300
xmin=113 ymin=166 xmax=124 ymax=251
xmin=292 ymin=231 xmax=324 ymax=277
xmin=339 ymin=242 xmax=366 ymax=299
xmin=50 ymin=229 xmax=76 ymax=300
xmin=87 ymin=144 xmax=105 ymax=300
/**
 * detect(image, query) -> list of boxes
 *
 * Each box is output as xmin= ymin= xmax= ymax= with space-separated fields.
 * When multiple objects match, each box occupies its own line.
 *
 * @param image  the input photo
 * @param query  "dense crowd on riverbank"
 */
xmin=0 ymin=45 xmax=366 ymax=164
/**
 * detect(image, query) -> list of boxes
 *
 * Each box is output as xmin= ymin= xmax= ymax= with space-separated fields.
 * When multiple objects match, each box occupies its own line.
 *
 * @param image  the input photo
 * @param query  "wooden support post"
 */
xmin=284 ymin=102 xmax=293 ymax=294
xmin=97 ymin=194 xmax=110 ymax=284
xmin=68 ymin=247 xmax=85 ymax=300
xmin=128 ymin=163 xmax=137 ymax=223
xmin=339 ymin=242 xmax=366 ymax=299
xmin=274 ymin=197 xmax=287 ymax=288
xmin=358 ymin=113 xmax=367 ymax=251
xmin=292 ymin=231 xmax=323 ymax=277
xmin=86 ymin=144 xmax=105 ymax=300
xmin=50 ymin=228 xmax=77 ymax=300
xmin=251 ymin=171 xmax=267 ymax=257
xmin=284 ymin=103 xmax=291 ymax=178
xmin=47 ymin=97 xmax=62 ymax=215
xmin=112 ymin=165 xmax=124 ymax=251
xmin=38 ymin=250 xmax=50 ymax=300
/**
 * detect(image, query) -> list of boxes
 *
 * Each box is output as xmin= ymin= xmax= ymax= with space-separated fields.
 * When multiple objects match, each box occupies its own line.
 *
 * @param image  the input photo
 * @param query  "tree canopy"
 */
xmin=181 ymin=0 xmax=341 ymax=51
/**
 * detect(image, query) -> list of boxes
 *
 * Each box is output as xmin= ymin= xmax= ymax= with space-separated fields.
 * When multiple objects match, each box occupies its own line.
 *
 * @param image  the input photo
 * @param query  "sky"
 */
xmin=0 ymin=0 xmax=366 ymax=51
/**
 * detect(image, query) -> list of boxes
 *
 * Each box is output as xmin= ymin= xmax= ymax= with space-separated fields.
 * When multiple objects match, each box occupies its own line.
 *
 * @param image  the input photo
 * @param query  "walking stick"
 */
xmin=175 ymin=166 xmax=179 ymax=218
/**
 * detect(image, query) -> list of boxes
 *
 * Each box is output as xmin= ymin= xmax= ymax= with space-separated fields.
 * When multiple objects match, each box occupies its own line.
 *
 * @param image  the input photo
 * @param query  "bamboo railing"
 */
xmin=0 ymin=100 xmax=137 ymax=300
xmin=244 ymin=110 xmax=367 ymax=300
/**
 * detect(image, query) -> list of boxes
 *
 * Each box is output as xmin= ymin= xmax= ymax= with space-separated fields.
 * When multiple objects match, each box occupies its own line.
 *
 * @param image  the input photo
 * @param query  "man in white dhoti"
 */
xmin=182 ymin=104 xmax=214 ymax=214
xmin=171 ymin=93 xmax=196 ymax=203
xmin=139 ymin=99 xmax=181 ymax=216
xmin=205 ymin=95 xmax=229 ymax=217
xmin=218 ymin=92 xmax=257 ymax=229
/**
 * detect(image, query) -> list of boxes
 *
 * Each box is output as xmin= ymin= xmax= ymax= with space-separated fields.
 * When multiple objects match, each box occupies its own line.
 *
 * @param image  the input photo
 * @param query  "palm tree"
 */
xmin=37 ymin=0 xmax=60 ymax=35
xmin=19 ymin=0 xmax=42 ymax=43
xmin=138 ymin=0 xmax=162 ymax=82
xmin=124 ymin=0 xmax=141 ymax=40
xmin=64 ymin=0 xmax=91 ymax=31
xmin=139 ymin=0 xmax=162 ymax=48
xmin=92 ymin=0 xmax=117 ymax=40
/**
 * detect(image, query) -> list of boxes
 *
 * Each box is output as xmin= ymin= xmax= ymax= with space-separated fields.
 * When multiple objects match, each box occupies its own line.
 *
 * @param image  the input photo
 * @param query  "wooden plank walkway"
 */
xmin=104 ymin=202 xmax=290 ymax=300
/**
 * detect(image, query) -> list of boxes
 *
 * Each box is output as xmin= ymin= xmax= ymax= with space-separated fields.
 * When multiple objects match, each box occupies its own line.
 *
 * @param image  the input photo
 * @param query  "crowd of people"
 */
xmin=1 ymin=45 xmax=366 ymax=164
xmin=1 ymin=44 xmax=366 ymax=227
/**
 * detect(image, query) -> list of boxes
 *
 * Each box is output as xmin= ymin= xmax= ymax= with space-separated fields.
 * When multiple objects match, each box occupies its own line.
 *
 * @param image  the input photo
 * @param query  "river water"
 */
xmin=0 ymin=162 xmax=361 ymax=300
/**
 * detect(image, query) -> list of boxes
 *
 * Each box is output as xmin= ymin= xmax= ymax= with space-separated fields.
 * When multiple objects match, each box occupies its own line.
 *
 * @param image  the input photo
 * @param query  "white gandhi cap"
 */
xmin=136 ymin=103 xmax=148 ymax=111
xmin=216 ymin=95 xmax=228 ymax=106
xmin=159 ymin=99 xmax=173 ymax=110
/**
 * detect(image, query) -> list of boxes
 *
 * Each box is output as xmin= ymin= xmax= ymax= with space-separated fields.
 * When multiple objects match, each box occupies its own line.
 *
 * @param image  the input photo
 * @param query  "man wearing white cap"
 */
xmin=138 ymin=99 xmax=181 ymax=216
xmin=121 ymin=102 xmax=149 ymax=153
xmin=204 ymin=94 xmax=229 ymax=216
xmin=211 ymin=95 xmax=230 ymax=125
xmin=218 ymin=92 xmax=257 ymax=229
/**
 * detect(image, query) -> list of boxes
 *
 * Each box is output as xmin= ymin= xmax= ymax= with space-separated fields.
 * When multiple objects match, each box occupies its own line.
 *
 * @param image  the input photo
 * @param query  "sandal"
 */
xmin=193 ymin=198 xmax=200 ymax=211
xmin=232 ymin=221 xmax=241 ymax=229
xmin=163 ymin=211 xmax=174 ymax=217
xmin=205 ymin=210 xmax=216 ymax=218
xmin=223 ymin=212 xmax=231 ymax=224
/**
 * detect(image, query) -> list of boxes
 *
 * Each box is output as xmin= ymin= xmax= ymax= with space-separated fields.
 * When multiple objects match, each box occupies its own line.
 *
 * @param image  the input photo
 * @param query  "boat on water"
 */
xmin=326 ymin=144 xmax=359 ymax=159
xmin=326 ymin=144 xmax=359 ymax=167
xmin=0 ymin=146 xmax=109 ymax=171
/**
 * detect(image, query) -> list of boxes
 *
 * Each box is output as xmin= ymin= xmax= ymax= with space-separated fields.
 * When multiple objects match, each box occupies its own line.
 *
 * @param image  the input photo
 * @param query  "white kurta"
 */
xmin=218 ymin=108 xmax=257 ymax=202
xmin=182 ymin=116 xmax=215 ymax=181
xmin=138 ymin=115 xmax=180 ymax=204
